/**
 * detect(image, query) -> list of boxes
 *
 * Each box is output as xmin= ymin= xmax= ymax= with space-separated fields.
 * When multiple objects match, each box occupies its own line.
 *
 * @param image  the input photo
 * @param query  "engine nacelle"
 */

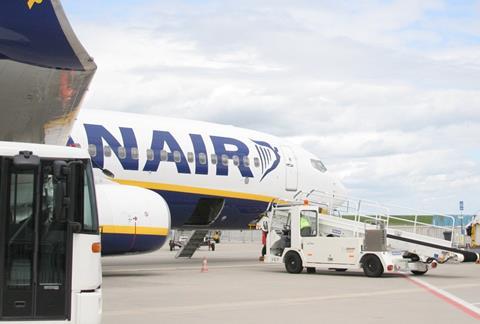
xmin=95 ymin=182 xmax=171 ymax=255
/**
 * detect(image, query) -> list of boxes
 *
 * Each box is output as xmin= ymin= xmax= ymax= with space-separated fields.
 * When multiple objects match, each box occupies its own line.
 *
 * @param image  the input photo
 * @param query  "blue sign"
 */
xmin=460 ymin=201 xmax=464 ymax=211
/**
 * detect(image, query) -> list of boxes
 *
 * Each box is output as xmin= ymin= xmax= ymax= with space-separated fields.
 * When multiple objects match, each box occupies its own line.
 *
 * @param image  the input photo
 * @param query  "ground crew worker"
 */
xmin=259 ymin=229 xmax=267 ymax=261
xmin=300 ymin=215 xmax=312 ymax=236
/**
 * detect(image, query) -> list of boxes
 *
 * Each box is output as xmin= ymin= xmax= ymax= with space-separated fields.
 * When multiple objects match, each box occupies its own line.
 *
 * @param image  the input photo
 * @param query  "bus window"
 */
xmin=82 ymin=164 xmax=98 ymax=232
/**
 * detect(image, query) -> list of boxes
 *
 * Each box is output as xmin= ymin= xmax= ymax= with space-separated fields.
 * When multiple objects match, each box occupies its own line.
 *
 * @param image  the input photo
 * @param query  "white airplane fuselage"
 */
xmin=69 ymin=109 xmax=346 ymax=254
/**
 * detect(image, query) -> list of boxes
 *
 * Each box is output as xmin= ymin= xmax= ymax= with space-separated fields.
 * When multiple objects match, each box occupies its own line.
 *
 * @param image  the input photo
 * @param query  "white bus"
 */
xmin=0 ymin=142 xmax=102 ymax=323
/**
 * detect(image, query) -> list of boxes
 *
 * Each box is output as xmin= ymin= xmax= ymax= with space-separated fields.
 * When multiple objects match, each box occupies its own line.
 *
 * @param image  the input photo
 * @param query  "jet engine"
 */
xmin=95 ymin=182 xmax=171 ymax=255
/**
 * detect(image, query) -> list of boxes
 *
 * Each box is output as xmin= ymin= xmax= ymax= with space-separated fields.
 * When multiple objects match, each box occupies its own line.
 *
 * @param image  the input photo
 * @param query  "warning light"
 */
xmin=303 ymin=199 xmax=309 ymax=205
xmin=91 ymin=242 xmax=101 ymax=253
xmin=387 ymin=265 xmax=394 ymax=271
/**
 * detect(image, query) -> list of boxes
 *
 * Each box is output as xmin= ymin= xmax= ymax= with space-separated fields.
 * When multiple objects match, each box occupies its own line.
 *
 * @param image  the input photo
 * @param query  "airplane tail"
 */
xmin=0 ymin=0 xmax=95 ymax=71
xmin=0 ymin=0 xmax=96 ymax=144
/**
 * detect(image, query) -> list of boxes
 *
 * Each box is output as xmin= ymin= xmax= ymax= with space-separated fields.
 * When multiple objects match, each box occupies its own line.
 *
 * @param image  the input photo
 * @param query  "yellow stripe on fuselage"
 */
xmin=112 ymin=179 xmax=280 ymax=203
xmin=101 ymin=225 xmax=169 ymax=236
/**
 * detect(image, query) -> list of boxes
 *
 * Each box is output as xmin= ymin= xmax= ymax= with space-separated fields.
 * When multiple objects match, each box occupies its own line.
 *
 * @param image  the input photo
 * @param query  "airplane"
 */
xmin=68 ymin=109 xmax=347 ymax=255
xmin=0 ymin=0 xmax=347 ymax=257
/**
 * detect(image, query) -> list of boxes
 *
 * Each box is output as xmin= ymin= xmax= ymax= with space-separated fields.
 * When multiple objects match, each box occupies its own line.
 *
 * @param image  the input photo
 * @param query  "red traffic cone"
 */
xmin=201 ymin=257 xmax=208 ymax=272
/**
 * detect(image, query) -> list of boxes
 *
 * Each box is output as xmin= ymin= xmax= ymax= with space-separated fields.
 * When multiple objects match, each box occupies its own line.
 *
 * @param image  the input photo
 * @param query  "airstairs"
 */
xmin=286 ymin=190 xmax=478 ymax=263
xmin=175 ymin=230 xmax=210 ymax=258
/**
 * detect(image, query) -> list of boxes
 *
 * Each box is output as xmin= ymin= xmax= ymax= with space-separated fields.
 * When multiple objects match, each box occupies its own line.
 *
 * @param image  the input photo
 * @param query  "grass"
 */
xmin=339 ymin=215 xmax=434 ymax=226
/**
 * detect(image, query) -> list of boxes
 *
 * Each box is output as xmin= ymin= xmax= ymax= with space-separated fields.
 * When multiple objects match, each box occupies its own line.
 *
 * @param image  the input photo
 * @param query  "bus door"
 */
xmin=0 ymin=155 xmax=78 ymax=320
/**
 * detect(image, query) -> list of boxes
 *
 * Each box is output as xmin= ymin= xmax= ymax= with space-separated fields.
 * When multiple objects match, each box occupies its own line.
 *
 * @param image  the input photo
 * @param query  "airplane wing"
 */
xmin=0 ymin=0 xmax=96 ymax=145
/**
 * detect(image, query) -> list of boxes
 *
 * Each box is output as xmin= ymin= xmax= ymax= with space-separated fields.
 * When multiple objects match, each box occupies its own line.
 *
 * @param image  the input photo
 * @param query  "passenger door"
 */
xmin=281 ymin=146 xmax=298 ymax=191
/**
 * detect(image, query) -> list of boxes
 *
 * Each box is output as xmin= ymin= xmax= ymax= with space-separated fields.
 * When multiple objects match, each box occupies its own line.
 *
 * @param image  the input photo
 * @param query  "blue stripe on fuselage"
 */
xmin=101 ymin=233 xmax=167 ymax=256
xmin=154 ymin=190 xmax=269 ymax=229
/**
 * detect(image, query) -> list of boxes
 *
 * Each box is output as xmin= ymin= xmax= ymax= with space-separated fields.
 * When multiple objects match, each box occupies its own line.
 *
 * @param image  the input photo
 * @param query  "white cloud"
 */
xmin=67 ymin=0 xmax=480 ymax=214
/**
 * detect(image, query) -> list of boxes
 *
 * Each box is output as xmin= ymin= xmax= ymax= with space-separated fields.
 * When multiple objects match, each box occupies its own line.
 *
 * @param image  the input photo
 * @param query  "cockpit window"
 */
xmin=311 ymin=159 xmax=327 ymax=173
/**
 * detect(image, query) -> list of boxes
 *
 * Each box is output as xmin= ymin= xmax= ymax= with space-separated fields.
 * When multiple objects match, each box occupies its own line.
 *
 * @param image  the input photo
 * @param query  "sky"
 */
xmin=62 ymin=0 xmax=480 ymax=214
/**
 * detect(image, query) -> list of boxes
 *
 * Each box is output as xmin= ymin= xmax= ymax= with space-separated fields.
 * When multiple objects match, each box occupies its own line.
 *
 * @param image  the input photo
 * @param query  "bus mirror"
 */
xmin=54 ymin=179 xmax=67 ymax=222
xmin=13 ymin=151 xmax=40 ymax=170
xmin=53 ymin=161 xmax=69 ymax=180
xmin=53 ymin=161 xmax=70 ymax=222
xmin=66 ymin=162 xmax=83 ymax=222
xmin=69 ymin=221 xmax=82 ymax=233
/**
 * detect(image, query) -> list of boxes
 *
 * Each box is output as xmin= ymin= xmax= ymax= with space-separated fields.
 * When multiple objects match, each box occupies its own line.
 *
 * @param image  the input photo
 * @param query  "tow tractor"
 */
xmin=266 ymin=199 xmax=479 ymax=277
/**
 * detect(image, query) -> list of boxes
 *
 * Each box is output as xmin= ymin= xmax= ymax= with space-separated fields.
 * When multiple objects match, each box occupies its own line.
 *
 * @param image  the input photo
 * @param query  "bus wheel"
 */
xmin=362 ymin=255 xmax=384 ymax=277
xmin=284 ymin=252 xmax=303 ymax=274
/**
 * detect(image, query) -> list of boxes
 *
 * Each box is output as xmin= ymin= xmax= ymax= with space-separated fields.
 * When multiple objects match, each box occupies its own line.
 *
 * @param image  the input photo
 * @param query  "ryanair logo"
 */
xmin=251 ymin=140 xmax=281 ymax=181
xmin=27 ymin=0 xmax=43 ymax=10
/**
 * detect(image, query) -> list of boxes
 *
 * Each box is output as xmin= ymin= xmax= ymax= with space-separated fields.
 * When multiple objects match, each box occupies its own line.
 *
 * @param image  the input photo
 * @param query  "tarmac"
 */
xmin=102 ymin=242 xmax=480 ymax=324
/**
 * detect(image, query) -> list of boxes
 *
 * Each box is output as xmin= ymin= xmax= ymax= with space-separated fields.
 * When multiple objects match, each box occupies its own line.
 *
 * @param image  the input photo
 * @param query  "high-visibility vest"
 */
xmin=300 ymin=216 xmax=311 ymax=229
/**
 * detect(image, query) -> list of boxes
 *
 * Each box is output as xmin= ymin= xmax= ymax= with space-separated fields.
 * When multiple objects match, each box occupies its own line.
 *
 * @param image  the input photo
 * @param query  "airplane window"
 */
xmin=187 ymin=152 xmax=194 ymax=163
xmin=131 ymin=147 xmax=139 ymax=160
xmin=254 ymin=157 xmax=260 ymax=167
xmin=311 ymin=159 xmax=327 ymax=173
xmin=146 ymin=149 xmax=154 ymax=161
xmin=243 ymin=156 xmax=250 ymax=167
xmin=88 ymin=144 xmax=97 ymax=157
xmin=199 ymin=153 xmax=207 ymax=165
xmin=118 ymin=147 xmax=126 ymax=159
xmin=221 ymin=154 xmax=229 ymax=166
xmin=173 ymin=151 xmax=181 ymax=163
xmin=160 ymin=150 xmax=168 ymax=161
xmin=104 ymin=145 xmax=112 ymax=157
xmin=233 ymin=155 xmax=240 ymax=166
xmin=211 ymin=154 xmax=217 ymax=165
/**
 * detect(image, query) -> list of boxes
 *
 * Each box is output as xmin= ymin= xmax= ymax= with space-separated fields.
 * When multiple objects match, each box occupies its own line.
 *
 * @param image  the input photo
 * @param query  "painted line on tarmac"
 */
xmin=103 ymin=263 xmax=270 ymax=273
xmin=404 ymin=275 xmax=480 ymax=320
